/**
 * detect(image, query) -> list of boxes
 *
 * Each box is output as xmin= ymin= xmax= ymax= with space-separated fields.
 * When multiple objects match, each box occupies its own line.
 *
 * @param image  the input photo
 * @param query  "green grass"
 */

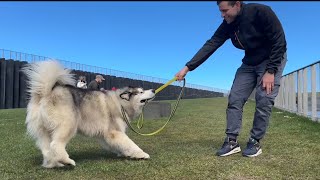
xmin=1 ymin=98 xmax=320 ymax=179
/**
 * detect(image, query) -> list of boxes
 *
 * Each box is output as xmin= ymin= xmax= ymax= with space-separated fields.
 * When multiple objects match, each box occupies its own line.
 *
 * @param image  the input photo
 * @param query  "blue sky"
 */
xmin=1 ymin=1 xmax=319 ymax=90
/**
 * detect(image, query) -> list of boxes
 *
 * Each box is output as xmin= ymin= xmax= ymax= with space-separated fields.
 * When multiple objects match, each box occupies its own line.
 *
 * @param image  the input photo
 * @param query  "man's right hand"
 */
xmin=175 ymin=66 xmax=189 ymax=81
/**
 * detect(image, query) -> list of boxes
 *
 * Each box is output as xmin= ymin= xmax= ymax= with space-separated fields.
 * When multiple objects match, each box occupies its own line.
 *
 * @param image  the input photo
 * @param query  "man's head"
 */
xmin=217 ymin=1 xmax=242 ymax=24
xmin=95 ymin=75 xmax=105 ymax=83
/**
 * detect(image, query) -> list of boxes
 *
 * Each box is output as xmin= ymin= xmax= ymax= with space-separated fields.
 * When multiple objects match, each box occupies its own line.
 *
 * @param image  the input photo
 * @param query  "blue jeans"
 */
xmin=226 ymin=52 xmax=287 ymax=140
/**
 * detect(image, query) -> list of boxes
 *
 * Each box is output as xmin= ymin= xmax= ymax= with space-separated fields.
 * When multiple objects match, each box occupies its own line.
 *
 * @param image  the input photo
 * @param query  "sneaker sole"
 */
xmin=219 ymin=147 xmax=241 ymax=157
xmin=243 ymin=149 xmax=262 ymax=157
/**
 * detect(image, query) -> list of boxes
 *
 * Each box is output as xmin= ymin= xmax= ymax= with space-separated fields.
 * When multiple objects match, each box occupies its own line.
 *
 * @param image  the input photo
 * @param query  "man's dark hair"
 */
xmin=217 ymin=1 xmax=243 ymax=6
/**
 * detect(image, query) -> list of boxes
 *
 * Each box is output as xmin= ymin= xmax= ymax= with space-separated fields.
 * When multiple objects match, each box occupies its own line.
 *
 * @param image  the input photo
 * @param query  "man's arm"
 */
xmin=185 ymin=22 xmax=230 ymax=71
xmin=257 ymin=5 xmax=287 ymax=74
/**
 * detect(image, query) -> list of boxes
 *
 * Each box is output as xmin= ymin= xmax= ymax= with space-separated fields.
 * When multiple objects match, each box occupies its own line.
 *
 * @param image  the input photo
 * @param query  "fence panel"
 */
xmin=0 ymin=59 xmax=6 ymax=109
xmin=0 ymin=48 xmax=228 ymax=109
xmin=275 ymin=61 xmax=320 ymax=122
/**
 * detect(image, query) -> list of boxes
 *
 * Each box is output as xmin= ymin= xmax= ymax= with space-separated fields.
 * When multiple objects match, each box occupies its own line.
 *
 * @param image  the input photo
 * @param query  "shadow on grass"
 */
xmin=28 ymin=149 xmax=126 ymax=169
xmin=30 ymin=148 xmax=151 ymax=169
xmin=71 ymin=149 xmax=121 ymax=162
xmin=71 ymin=149 xmax=152 ymax=162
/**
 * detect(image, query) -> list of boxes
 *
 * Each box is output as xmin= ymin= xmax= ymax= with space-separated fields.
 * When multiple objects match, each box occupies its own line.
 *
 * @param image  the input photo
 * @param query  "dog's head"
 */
xmin=118 ymin=86 xmax=155 ymax=106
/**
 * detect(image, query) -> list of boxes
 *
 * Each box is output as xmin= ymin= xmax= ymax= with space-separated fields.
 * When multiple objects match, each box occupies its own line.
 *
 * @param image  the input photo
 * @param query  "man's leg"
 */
xmin=251 ymin=54 xmax=287 ymax=141
xmin=226 ymin=64 xmax=258 ymax=139
xmin=243 ymin=53 xmax=287 ymax=157
xmin=216 ymin=63 xmax=257 ymax=156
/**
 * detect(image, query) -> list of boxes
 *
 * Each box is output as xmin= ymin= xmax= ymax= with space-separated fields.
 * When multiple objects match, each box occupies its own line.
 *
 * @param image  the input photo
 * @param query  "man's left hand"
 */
xmin=262 ymin=72 xmax=275 ymax=95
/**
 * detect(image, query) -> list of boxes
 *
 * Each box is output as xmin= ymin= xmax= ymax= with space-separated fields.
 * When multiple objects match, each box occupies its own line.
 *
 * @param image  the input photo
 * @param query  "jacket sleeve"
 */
xmin=185 ymin=22 xmax=229 ymax=71
xmin=257 ymin=5 xmax=287 ymax=74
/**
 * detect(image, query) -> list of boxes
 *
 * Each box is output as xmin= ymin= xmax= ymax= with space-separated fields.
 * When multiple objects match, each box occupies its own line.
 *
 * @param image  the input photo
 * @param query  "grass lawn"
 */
xmin=1 ymin=97 xmax=320 ymax=179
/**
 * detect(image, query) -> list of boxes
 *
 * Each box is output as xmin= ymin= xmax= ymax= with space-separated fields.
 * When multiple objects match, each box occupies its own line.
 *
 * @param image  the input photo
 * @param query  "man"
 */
xmin=175 ymin=1 xmax=287 ymax=157
xmin=88 ymin=74 xmax=105 ymax=90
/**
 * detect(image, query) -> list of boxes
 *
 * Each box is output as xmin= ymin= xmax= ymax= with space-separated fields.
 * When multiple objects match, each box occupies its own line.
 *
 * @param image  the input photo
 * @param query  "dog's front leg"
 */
xmin=103 ymin=130 xmax=150 ymax=159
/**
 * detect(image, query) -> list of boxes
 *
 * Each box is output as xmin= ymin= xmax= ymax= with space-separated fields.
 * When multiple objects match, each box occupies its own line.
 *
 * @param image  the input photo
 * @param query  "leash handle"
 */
xmin=155 ymin=77 xmax=177 ymax=94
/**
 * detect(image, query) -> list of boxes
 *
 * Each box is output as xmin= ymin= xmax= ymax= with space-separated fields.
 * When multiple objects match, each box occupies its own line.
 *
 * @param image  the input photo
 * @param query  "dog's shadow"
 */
xmin=70 ymin=148 xmax=121 ymax=162
xmin=31 ymin=148 xmax=131 ymax=171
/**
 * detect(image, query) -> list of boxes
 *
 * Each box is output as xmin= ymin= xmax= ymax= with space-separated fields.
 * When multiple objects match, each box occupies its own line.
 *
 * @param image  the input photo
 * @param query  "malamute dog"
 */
xmin=22 ymin=60 xmax=155 ymax=168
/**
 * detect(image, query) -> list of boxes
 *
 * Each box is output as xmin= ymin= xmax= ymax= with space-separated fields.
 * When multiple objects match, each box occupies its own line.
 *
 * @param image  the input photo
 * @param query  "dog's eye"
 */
xmin=140 ymin=91 xmax=143 ymax=94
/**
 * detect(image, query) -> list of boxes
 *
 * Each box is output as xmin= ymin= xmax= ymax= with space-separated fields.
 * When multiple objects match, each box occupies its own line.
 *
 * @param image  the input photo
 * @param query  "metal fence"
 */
xmin=0 ymin=48 xmax=229 ymax=95
xmin=275 ymin=60 xmax=320 ymax=122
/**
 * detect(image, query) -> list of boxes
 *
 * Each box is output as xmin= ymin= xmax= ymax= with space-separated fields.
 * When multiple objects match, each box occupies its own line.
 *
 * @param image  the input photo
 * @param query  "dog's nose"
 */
xmin=151 ymin=89 xmax=155 ymax=93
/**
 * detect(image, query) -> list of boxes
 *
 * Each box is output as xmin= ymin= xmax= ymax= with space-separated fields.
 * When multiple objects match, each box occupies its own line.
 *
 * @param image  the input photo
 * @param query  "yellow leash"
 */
xmin=137 ymin=76 xmax=177 ymax=129
xmin=155 ymin=77 xmax=178 ymax=94
xmin=121 ymin=77 xmax=185 ymax=136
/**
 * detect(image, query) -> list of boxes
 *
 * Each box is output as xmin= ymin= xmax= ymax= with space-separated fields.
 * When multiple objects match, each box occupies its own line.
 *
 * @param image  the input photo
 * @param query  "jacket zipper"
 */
xmin=234 ymin=30 xmax=245 ymax=49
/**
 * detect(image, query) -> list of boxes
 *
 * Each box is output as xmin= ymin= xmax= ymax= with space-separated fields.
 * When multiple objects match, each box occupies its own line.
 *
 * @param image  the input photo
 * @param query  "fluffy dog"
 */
xmin=22 ymin=60 xmax=155 ymax=168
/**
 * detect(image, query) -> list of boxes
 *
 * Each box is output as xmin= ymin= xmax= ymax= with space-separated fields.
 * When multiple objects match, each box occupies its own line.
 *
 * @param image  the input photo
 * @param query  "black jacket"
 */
xmin=186 ymin=3 xmax=287 ymax=74
xmin=88 ymin=80 xmax=101 ymax=90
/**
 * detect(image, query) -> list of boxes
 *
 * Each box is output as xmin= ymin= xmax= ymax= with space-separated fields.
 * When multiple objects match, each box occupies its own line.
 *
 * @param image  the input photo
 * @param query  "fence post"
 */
xmin=298 ymin=70 xmax=303 ymax=114
xmin=311 ymin=64 xmax=317 ymax=121
xmin=303 ymin=68 xmax=308 ymax=116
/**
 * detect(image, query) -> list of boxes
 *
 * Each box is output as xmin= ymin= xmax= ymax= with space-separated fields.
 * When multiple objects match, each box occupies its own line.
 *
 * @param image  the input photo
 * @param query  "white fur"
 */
xmin=23 ymin=60 xmax=155 ymax=168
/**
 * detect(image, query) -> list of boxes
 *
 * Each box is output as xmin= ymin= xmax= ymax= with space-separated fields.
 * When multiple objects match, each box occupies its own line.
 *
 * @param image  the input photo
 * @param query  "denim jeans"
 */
xmin=226 ymin=52 xmax=287 ymax=140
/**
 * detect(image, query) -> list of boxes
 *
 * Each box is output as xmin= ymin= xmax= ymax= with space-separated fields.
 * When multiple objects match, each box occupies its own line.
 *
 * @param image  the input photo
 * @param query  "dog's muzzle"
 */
xmin=140 ymin=97 xmax=154 ymax=103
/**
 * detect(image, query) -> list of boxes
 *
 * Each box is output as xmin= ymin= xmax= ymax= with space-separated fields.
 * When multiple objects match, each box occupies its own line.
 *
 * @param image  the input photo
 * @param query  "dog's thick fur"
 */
xmin=22 ymin=60 xmax=155 ymax=168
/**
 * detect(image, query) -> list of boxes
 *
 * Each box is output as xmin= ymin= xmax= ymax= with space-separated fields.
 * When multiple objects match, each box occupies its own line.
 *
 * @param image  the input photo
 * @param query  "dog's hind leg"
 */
xmin=48 ymin=126 xmax=77 ymax=167
xmin=35 ymin=127 xmax=54 ymax=168
xmin=37 ymin=133 xmax=65 ymax=168
xmin=45 ymin=111 xmax=78 ymax=168
xmin=25 ymin=107 xmax=62 ymax=168
xmin=103 ymin=130 xmax=150 ymax=159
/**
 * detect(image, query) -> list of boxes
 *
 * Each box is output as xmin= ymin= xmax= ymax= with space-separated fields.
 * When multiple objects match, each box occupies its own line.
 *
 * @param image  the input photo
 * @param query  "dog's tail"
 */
xmin=22 ymin=60 xmax=76 ymax=98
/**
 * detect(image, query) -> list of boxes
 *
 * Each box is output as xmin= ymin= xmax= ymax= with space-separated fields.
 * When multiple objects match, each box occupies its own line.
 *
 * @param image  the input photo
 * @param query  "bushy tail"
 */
xmin=22 ymin=60 xmax=76 ymax=98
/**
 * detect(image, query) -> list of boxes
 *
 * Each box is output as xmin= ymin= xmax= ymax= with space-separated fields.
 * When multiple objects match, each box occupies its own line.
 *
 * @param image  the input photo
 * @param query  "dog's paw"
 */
xmin=60 ymin=158 xmax=76 ymax=167
xmin=128 ymin=151 xmax=150 ymax=159
xmin=42 ymin=161 xmax=65 ymax=168
xmin=42 ymin=163 xmax=54 ymax=168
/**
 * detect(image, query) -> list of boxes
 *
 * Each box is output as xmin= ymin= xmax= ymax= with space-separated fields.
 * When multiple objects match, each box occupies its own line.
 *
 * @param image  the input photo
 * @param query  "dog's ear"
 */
xmin=120 ymin=91 xmax=131 ymax=101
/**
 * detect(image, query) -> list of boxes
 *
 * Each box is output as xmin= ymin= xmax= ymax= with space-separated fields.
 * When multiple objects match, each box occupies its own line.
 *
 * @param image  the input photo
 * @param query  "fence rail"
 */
xmin=275 ymin=60 xmax=320 ymax=122
xmin=0 ymin=48 xmax=229 ymax=95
